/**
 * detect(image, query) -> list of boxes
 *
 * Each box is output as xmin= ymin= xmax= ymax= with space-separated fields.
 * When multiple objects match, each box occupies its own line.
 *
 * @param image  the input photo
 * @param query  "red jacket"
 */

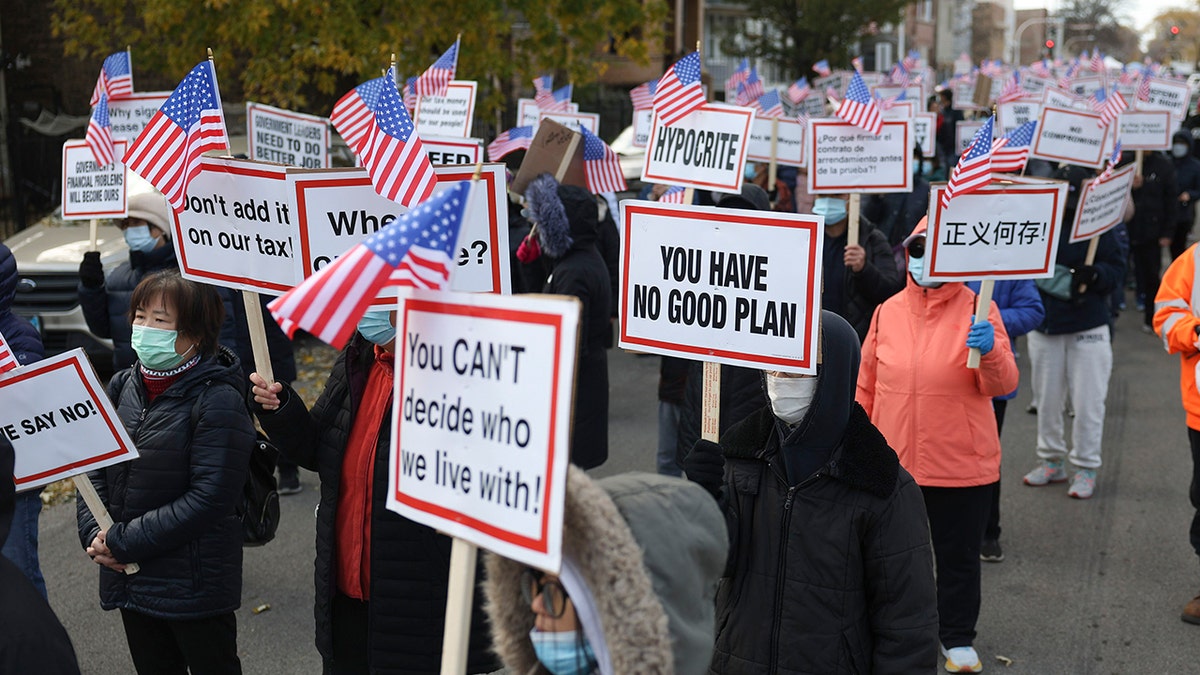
xmin=857 ymin=280 xmax=1018 ymax=488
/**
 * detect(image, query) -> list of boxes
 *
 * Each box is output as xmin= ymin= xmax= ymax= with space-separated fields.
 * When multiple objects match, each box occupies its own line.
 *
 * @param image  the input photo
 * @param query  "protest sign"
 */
xmin=798 ymin=92 xmax=827 ymax=118
xmin=1042 ymin=86 xmax=1088 ymax=111
xmin=1021 ymin=74 xmax=1052 ymax=96
xmin=510 ymin=119 xmax=585 ymax=195
xmin=517 ymin=98 xmax=579 ymax=128
xmin=415 ymin=81 xmax=478 ymax=139
xmin=747 ymin=117 xmax=805 ymax=167
xmin=1031 ymin=105 xmax=1112 ymax=168
xmin=1 ymin=349 xmax=137 ymax=492
xmin=642 ymin=104 xmax=755 ymax=194
xmin=1069 ymin=76 xmax=1106 ymax=100
xmin=618 ymin=200 xmax=824 ymax=373
xmin=880 ymin=101 xmax=917 ymax=119
xmin=814 ymin=74 xmax=843 ymax=100
xmin=536 ymin=111 xmax=600 ymax=135
xmin=913 ymin=112 xmax=936 ymax=158
xmin=873 ymin=85 xmax=924 ymax=106
xmin=632 ymin=108 xmax=654 ymax=148
xmin=386 ymin=289 xmax=579 ymax=571
xmin=924 ymin=180 xmax=1067 ymax=281
xmin=1070 ymin=163 xmax=1136 ymax=243
xmin=973 ymin=74 xmax=995 ymax=109
xmin=61 ymin=139 xmax=128 ymax=220
xmin=807 ymin=119 xmax=912 ymax=194
xmin=245 ymin=102 xmax=330 ymax=168
xmin=424 ymin=136 xmax=483 ymax=165
xmin=997 ymin=100 xmax=1041 ymax=136
xmin=171 ymin=157 xmax=299 ymax=294
xmin=1137 ymin=77 xmax=1191 ymax=119
xmin=1118 ymin=110 xmax=1172 ymax=150
xmin=289 ymin=163 xmax=510 ymax=296
xmin=954 ymin=81 xmax=982 ymax=111
xmin=956 ymin=120 xmax=985 ymax=156
xmin=106 ymin=92 xmax=170 ymax=142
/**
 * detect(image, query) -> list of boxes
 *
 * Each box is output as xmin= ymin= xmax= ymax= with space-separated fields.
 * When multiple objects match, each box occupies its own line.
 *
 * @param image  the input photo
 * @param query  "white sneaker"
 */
xmin=941 ymin=644 xmax=983 ymax=673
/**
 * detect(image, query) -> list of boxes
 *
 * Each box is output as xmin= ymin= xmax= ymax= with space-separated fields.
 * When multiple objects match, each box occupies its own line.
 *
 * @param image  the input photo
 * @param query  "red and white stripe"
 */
xmin=392 ymin=245 xmax=453 ymax=288
xmin=836 ymin=98 xmax=882 ymax=136
xmin=941 ymin=139 xmax=1007 ymax=209
xmin=86 ymin=117 xmax=115 ymax=167
xmin=269 ymin=244 xmax=392 ymax=347
xmin=123 ymin=109 xmax=226 ymax=212
xmin=0 ymin=330 xmax=18 ymax=374
xmin=361 ymin=125 xmax=437 ymax=207
xmin=331 ymin=89 xmax=373 ymax=155
xmin=990 ymin=145 xmax=1029 ymax=173
xmin=1096 ymin=90 xmax=1127 ymax=128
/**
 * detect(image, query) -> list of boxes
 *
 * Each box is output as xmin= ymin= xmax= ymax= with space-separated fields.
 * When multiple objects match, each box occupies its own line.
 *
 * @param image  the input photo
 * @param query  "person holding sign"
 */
xmin=483 ymin=467 xmax=727 ymax=675
xmin=77 ymin=270 xmax=255 ymax=675
xmin=857 ymin=221 xmax=1017 ymax=674
xmin=816 ymin=193 xmax=904 ymax=341
xmin=1128 ymin=149 xmax=1177 ymax=329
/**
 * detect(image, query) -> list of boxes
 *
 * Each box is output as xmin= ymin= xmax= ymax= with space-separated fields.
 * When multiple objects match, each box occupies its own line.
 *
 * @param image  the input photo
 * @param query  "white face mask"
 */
xmin=765 ymin=374 xmax=818 ymax=425
xmin=1173 ymin=143 xmax=1190 ymax=159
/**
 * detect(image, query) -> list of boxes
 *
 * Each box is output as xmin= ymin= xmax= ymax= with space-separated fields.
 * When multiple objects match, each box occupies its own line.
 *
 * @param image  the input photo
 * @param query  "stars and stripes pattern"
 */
xmin=580 ymin=126 xmax=626 ymax=194
xmin=835 ymin=71 xmax=882 ymax=135
xmin=652 ymin=51 xmax=706 ymax=126
xmin=486 ymin=125 xmax=533 ymax=160
xmin=997 ymin=72 xmax=1023 ymax=103
xmin=90 ymin=51 xmax=133 ymax=106
xmin=1058 ymin=62 xmax=1080 ymax=89
xmin=403 ymin=76 xmax=418 ymax=113
xmin=542 ymin=84 xmax=573 ymax=113
xmin=941 ymin=116 xmax=1005 ymax=210
xmin=1097 ymin=140 xmax=1122 ymax=183
xmin=1137 ymin=76 xmax=1152 ymax=102
xmin=991 ymin=120 xmax=1037 ymax=173
xmin=903 ymin=49 xmax=920 ymax=72
xmin=122 ymin=60 xmax=227 ymax=213
xmin=1031 ymin=59 xmax=1052 ymax=78
xmin=533 ymin=75 xmax=555 ymax=109
xmin=888 ymin=62 xmax=910 ymax=87
xmin=754 ymin=90 xmax=784 ymax=118
xmin=734 ymin=67 xmax=764 ymax=107
xmin=787 ymin=77 xmax=811 ymax=104
xmin=1092 ymin=86 xmax=1127 ymax=127
xmin=725 ymin=58 xmax=750 ymax=93
xmin=332 ymin=74 xmax=387 ymax=156
xmin=86 ymin=94 xmax=116 ymax=167
xmin=0 ymin=329 xmax=17 ymax=374
xmin=269 ymin=180 xmax=472 ymax=348
xmin=659 ymin=185 xmax=687 ymax=203
xmin=629 ymin=79 xmax=657 ymax=110
xmin=1091 ymin=50 xmax=1104 ymax=73
xmin=414 ymin=39 xmax=459 ymax=98
xmin=813 ymin=60 xmax=831 ymax=77
xmin=851 ymin=56 xmax=863 ymax=73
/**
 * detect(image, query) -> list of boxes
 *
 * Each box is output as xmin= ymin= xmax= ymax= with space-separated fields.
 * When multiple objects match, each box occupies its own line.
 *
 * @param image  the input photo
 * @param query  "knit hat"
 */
xmin=126 ymin=190 xmax=172 ymax=234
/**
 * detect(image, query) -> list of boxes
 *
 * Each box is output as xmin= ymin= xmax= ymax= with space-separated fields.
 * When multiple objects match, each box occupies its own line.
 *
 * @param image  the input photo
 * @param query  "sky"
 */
xmin=1012 ymin=0 xmax=1191 ymax=31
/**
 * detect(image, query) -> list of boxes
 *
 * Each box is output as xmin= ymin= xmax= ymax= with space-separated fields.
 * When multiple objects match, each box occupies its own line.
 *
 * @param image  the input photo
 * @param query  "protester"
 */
xmin=862 ymin=146 xmax=933 ymax=252
xmin=1170 ymin=131 xmax=1200 ymax=261
xmin=249 ymin=312 xmax=499 ymax=674
xmin=858 ymin=220 xmax=1018 ymax=673
xmin=1127 ymin=148 xmax=1177 ymax=328
xmin=681 ymin=310 xmax=938 ymax=673
xmin=747 ymin=161 xmax=795 ymax=212
xmin=484 ymin=467 xmax=727 ymax=675
xmin=818 ymin=192 xmax=904 ymax=340
xmin=77 ymin=270 xmax=255 ymax=675
xmin=936 ymin=89 xmax=963 ymax=169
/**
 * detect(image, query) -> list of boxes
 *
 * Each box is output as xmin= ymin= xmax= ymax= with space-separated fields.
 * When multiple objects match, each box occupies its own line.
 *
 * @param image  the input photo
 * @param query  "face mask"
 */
xmin=123 ymin=225 xmax=159 ymax=253
xmin=1173 ymin=143 xmax=1190 ymax=159
xmin=907 ymin=252 xmax=941 ymax=287
xmin=744 ymin=164 xmax=757 ymax=181
xmin=765 ymin=374 xmax=818 ymax=425
xmin=813 ymin=197 xmax=848 ymax=226
xmin=529 ymin=629 xmax=596 ymax=675
xmin=131 ymin=325 xmax=193 ymax=371
xmin=356 ymin=309 xmax=396 ymax=346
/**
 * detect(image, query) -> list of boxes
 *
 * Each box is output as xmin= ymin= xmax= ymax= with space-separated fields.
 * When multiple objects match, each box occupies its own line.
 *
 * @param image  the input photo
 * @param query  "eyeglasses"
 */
xmin=906 ymin=237 xmax=926 ymax=259
xmin=521 ymin=568 xmax=568 ymax=618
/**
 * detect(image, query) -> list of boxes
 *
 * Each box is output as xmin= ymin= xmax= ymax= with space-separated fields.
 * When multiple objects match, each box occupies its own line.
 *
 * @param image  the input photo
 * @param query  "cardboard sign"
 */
xmin=536 ymin=111 xmax=599 ymax=135
xmin=289 ymin=164 xmax=510 ymax=296
xmin=913 ymin=112 xmax=936 ymax=159
xmin=61 ymin=139 xmax=128 ymax=220
xmin=106 ymin=92 xmax=170 ymax=142
xmin=747 ymin=117 xmax=805 ymax=167
xmin=924 ymin=180 xmax=1067 ymax=281
xmin=415 ymin=81 xmax=478 ymax=139
xmin=807 ymin=119 xmax=912 ymax=194
xmin=517 ymin=98 xmax=579 ymax=128
xmin=1031 ymin=105 xmax=1112 ymax=169
xmin=1042 ymin=86 xmax=1088 ymax=111
xmin=632 ymin=109 xmax=654 ymax=148
xmin=618 ymin=200 xmax=824 ymax=373
xmin=973 ymin=74 xmax=995 ymax=109
xmin=424 ymin=136 xmax=484 ymax=165
xmin=642 ymin=104 xmax=755 ymax=195
xmin=510 ymin=119 xmax=585 ymax=196
xmin=1118 ymin=110 xmax=1173 ymax=150
xmin=245 ymin=102 xmax=331 ymax=168
xmin=997 ymin=100 xmax=1041 ymax=136
xmin=1137 ymin=77 xmax=1191 ymax=119
xmin=1 ymin=349 xmax=137 ymax=492
xmin=955 ymin=121 xmax=985 ymax=156
xmin=872 ymin=85 xmax=924 ymax=107
xmin=387 ymin=289 xmax=578 ymax=571
xmin=1071 ymin=164 xmax=1136 ymax=243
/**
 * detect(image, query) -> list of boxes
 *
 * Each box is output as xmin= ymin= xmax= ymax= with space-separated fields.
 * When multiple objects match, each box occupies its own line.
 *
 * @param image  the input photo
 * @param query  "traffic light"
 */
xmin=1171 ymin=25 xmax=1180 ymax=40
xmin=1046 ymin=39 xmax=1056 ymax=50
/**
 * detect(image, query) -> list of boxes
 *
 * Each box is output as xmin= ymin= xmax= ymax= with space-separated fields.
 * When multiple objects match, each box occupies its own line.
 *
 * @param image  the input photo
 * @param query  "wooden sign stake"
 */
xmin=74 ymin=474 xmax=140 ymax=575
xmin=701 ymin=361 xmax=721 ymax=442
xmin=439 ymin=537 xmax=478 ymax=674
xmin=242 ymin=291 xmax=275 ymax=385
xmin=767 ymin=117 xmax=780 ymax=189
xmin=967 ymin=279 xmax=995 ymax=369
xmin=847 ymin=193 xmax=861 ymax=247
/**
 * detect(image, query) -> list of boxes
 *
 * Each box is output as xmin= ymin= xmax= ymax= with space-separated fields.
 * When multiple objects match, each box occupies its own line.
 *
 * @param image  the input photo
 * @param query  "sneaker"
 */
xmin=1183 ymin=594 xmax=1200 ymax=625
xmin=278 ymin=472 xmax=303 ymax=495
xmin=1023 ymin=459 xmax=1067 ymax=486
xmin=1025 ymin=403 xmax=1037 ymax=415
xmin=980 ymin=539 xmax=1004 ymax=563
xmin=941 ymin=644 xmax=983 ymax=673
xmin=1068 ymin=469 xmax=1097 ymax=499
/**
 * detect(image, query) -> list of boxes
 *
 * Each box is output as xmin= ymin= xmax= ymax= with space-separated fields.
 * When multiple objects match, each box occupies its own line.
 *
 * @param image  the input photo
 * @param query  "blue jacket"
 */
xmin=0 ymin=244 xmax=44 ymax=366
xmin=967 ymin=280 xmax=1044 ymax=400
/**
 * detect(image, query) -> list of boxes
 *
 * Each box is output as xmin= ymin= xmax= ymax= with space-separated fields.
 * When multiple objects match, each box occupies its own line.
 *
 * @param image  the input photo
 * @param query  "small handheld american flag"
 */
xmin=941 ymin=116 xmax=1006 ymax=210
xmin=533 ymin=75 xmax=555 ymax=109
xmin=659 ymin=185 xmax=687 ymax=204
xmin=755 ymin=90 xmax=784 ymax=118
xmin=734 ymin=67 xmax=764 ymax=106
xmin=1092 ymin=86 xmax=1127 ymax=128
xmin=996 ymin=72 xmax=1023 ymax=104
xmin=1096 ymin=140 xmax=1122 ymax=183
xmin=580 ymin=127 xmax=626 ymax=194
xmin=90 ymin=51 xmax=133 ymax=107
xmin=990 ymin=120 xmax=1037 ymax=174
xmin=0 ymin=329 xmax=17 ymax=375
xmin=787 ymin=77 xmax=811 ymax=104
xmin=836 ymin=71 xmax=883 ymax=136
xmin=542 ymin=85 xmax=573 ymax=114
xmin=725 ymin=58 xmax=750 ymax=93
xmin=487 ymin=126 xmax=533 ymax=161
xmin=414 ymin=38 xmax=459 ymax=98
xmin=630 ymin=79 xmax=657 ymax=110
xmin=652 ymin=51 xmax=706 ymax=127
xmin=813 ymin=60 xmax=831 ymax=77
xmin=86 ymin=94 xmax=116 ymax=167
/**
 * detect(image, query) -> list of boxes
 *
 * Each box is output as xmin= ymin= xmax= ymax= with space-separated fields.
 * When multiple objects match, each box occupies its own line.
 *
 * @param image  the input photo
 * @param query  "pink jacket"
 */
xmin=857 ymin=280 xmax=1018 ymax=488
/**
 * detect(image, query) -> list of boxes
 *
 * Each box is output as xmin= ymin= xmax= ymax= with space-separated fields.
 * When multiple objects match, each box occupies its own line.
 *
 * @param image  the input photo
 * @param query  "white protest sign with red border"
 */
xmin=387 ymin=289 xmax=579 ymax=572
xmin=1136 ymin=77 xmax=1191 ymax=119
xmin=747 ymin=117 xmax=805 ymax=167
xmin=618 ymin=200 xmax=824 ymax=374
xmin=880 ymin=101 xmax=917 ymax=119
xmin=1031 ymin=105 xmax=1112 ymax=169
xmin=642 ymin=104 xmax=755 ymax=195
xmin=536 ymin=111 xmax=600 ymax=135
xmin=1041 ymin=86 xmax=1088 ymax=111
xmin=953 ymin=81 xmax=981 ymax=111
xmin=807 ymin=119 xmax=912 ymax=194
xmin=997 ymin=100 xmax=1041 ymax=136
xmin=913 ymin=113 xmax=936 ymax=159
xmin=955 ymin=120 xmax=985 ymax=156
xmin=106 ymin=92 xmax=170 ymax=143
xmin=245 ymin=102 xmax=331 ymax=168
xmin=1071 ymin=164 xmax=1137 ymax=243
xmin=423 ymin=136 xmax=484 ymax=166
xmin=1 ymin=349 xmax=137 ymax=492
xmin=924 ymin=180 xmax=1068 ymax=281
xmin=61 ymin=139 xmax=128 ymax=220
xmin=632 ymin=109 xmax=654 ymax=148
xmin=1118 ymin=110 xmax=1173 ymax=150
xmin=517 ymin=98 xmax=579 ymax=128
xmin=415 ymin=81 xmax=478 ymax=139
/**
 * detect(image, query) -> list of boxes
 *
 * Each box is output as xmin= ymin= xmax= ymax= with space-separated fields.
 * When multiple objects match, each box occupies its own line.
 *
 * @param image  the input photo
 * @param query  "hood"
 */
xmin=1174 ymin=130 xmax=1194 ymax=155
xmin=0 ymin=243 xmax=16 ymax=309
xmin=484 ymin=468 xmax=727 ymax=675
xmin=526 ymin=173 xmax=599 ymax=257
xmin=0 ymin=436 xmax=12 ymax=545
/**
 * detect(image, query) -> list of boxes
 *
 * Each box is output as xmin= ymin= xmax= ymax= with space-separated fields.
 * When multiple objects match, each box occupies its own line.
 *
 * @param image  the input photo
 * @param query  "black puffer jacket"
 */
xmin=0 ymin=244 xmax=43 ymax=365
xmin=1173 ymin=131 xmax=1200 ymax=226
xmin=676 ymin=362 xmax=768 ymax=470
xmin=824 ymin=219 xmax=904 ymax=341
xmin=78 ymin=245 xmax=177 ymax=371
xmin=1128 ymin=150 xmax=1178 ymax=245
xmin=77 ymin=347 xmax=255 ymax=619
xmin=253 ymin=336 xmax=498 ymax=674
xmin=708 ymin=312 xmax=938 ymax=674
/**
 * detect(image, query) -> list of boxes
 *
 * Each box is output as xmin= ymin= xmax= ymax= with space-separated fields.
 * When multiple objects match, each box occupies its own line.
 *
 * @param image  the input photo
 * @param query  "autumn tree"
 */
xmin=1057 ymin=0 xmax=1140 ymax=62
xmin=1146 ymin=9 xmax=1200 ymax=66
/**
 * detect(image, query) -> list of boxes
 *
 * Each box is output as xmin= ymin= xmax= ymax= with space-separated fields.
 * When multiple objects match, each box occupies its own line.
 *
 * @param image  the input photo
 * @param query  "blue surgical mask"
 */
xmin=744 ymin=164 xmax=757 ymax=180
xmin=131 ymin=324 xmax=194 ymax=371
xmin=529 ymin=629 xmax=596 ymax=675
xmin=356 ymin=309 xmax=396 ymax=346
xmin=813 ymin=197 xmax=847 ymax=225
xmin=907 ymin=252 xmax=940 ymax=287
xmin=123 ymin=225 xmax=159 ymax=253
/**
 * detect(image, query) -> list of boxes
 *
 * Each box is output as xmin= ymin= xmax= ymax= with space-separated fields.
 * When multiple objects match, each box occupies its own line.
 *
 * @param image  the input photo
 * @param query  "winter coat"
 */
xmin=1036 ymin=223 xmax=1125 ymax=335
xmin=825 ymin=219 xmax=905 ymax=341
xmin=1128 ymin=151 xmax=1178 ymax=245
xmin=862 ymin=175 xmax=931 ymax=248
xmin=0 ymin=244 xmax=43 ymax=365
xmin=709 ymin=311 xmax=938 ymax=674
xmin=253 ymin=335 xmax=499 ymax=674
xmin=484 ymin=468 xmax=728 ymax=675
xmin=77 ymin=347 xmax=255 ymax=619
xmin=1154 ymin=243 xmax=1200 ymax=429
xmin=857 ymin=279 xmax=1018 ymax=488
xmin=216 ymin=287 xmax=296 ymax=383
xmin=78 ymin=245 xmax=178 ymax=371
xmin=966 ymin=279 xmax=1044 ymax=401
xmin=676 ymin=362 xmax=768 ymax=470
xmin=1173 ymin=131 xmax=1200 ymax=227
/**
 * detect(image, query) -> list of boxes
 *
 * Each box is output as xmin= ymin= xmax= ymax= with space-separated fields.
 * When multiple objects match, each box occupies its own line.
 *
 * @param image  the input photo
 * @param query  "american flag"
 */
xmin=835 ymin=71 xmax=883 ymax=135
xmin=542 ymin=84 xmax=573 ymax=113
xmin=1096 ymin=140 xmax=1122 ymax=183
xmin=997 ymin=72 xmax=1023 ymax=103
xmin=1092 ymin=86 xmax=1127 ymax=127
xmin=813 ymin=59 xmax=831 ymax=77
xmin=755 ymin=90 xmax=784 ymax=118
xmin=332 ymin=74 xmax=387 ymax=156
xmin=487 ymin=125 xmax=533 ymax=160
xmin=342 ymin=67 xmax=436 ymax=206
xmin=735 ymin=67 xmax=764 ymax=106
xmin=1137 ymin=76 xmax=1152 ymax=102
xmin=403 ymin=76 xmax=418 ymax=113
xmin=1058 ymin=62 xmax=1080 ymax=89
xmin=414 ymin=39 xmax=459 ymax=98
xmin=122 ymin=60 xmax=227 ymax=213
xmin=86 ymin=94 xmax=116 ymax=167
xmin=533 ymin=75 xmax=555 ymax=109
xmin=269 ymin=180 xmax=472 ymax=348
xmin=630 ymin=79 xmax=657 ymax=110
xmin=787 ymin=77 xmax=811 ymax=104
xmin=652 ymin=51 xmax=706 ymax=126
xmin=0 ymin=329 xmax=17 ymax=374
xmin=941 ymin=116 xmax=1006 ymax=210
xmin=903 ymin=49 xmax=920 ymax=72
xmin=888 ymin=62 xmax=910 ymax=87
xmin=874 ymin=90 xmax=905 ymax=111
xmin=90 ymin=51 xmax=133 ymax=106
xmin=991 ymin=120 xmax=1037 ymax=173
xmin=826 ymin=86 xmax=840 ymax=105
xmin=659 ymin=185 xmax=687 ymax=203
xmin=725 ymin=58 xmax=750 ymax=93
xmin=1031 ymin=59 xmax=1052 ymax=78
xmin=1091 ymin=50 xmax=1104 ymax=73
xmin=580 ymin=126 xmax=626 ymax=194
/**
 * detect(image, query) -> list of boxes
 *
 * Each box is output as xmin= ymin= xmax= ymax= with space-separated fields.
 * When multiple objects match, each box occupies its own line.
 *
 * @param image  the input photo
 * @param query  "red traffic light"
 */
xmin=1046 ymin=39 xmax=1056 ymax=49
xmin=1172 ymin=25 xmax=1180 ymax=35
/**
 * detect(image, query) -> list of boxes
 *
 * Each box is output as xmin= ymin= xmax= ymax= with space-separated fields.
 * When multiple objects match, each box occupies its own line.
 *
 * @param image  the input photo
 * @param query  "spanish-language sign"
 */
xmin=1 ymin=349 xmax=137 ymax=492
xmin=415 ymin=81 xmax=478 ymax=139
xmin=642 ymin=104 xmax=755 ymax=194
xmin=1031 ymin=105 xmax=1112 ymax=168
xmin=107 ymin=92 xmax=170 ymax=142
xmin=913 ymin=113 xmax=936 ymax=159
xmin=632 ymin=109 xmax=654 ymax=148
xmin=1118 ymin=110 xmax=1172 ymax=150
xmin=956 ymin=120 xmax=984 ymax=156
xmin=1071 ymin=163 xmax=1137 ymax=243
xmin=618 ymin=200 xmax=824 ymax=373
xmin=924 ymin=180 xmax=1067 ymax=281
xmin=807 ymin=119 xmax=912 ymax=194
xmin=536 ymin=111 xmax=599 ymax=135
xmin=289 ymin=163 xmax=510 ymax=296
xmin=517 ymin=98 xmax=579 ymax=128
xmin=424 ymin=136 xmax=483 ymax=165
xmin=1137 ymin=77 xmax=1191 ymax=119
xmin=171 ymin=157 xmax=298 ymax=294
xmin=61 ymin=139 xmax=128 ymax=220
xmin=998 ymin=100 xmax=1041 ymax=136
xmin=747 ymin=118 xmax=805 ymax=167
xmin=387 ymin=289 xmax=579 ymax=571
xmin=245 ymin=102 xmax=330 ymax=169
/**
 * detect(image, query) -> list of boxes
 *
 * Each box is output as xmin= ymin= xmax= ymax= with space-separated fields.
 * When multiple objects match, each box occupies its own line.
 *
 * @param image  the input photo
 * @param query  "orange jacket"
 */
xmin=857 ymin=280 xmax=1018 ymax=488
xmin=1153 ymin=243 xmax=1200 ymax=430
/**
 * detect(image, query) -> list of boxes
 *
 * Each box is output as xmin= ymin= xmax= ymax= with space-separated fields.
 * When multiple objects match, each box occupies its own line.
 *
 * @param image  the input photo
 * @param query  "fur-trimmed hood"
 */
xmin=483 ymin=468 xmax=727 ymax=675
xmin=525 ymin=173 xmax=599 ymax=258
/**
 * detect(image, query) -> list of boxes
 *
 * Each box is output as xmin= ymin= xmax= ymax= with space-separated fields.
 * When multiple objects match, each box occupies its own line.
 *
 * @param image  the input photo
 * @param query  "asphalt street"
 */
xmin=36 ymin=305 xmax=1200 ymax=673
